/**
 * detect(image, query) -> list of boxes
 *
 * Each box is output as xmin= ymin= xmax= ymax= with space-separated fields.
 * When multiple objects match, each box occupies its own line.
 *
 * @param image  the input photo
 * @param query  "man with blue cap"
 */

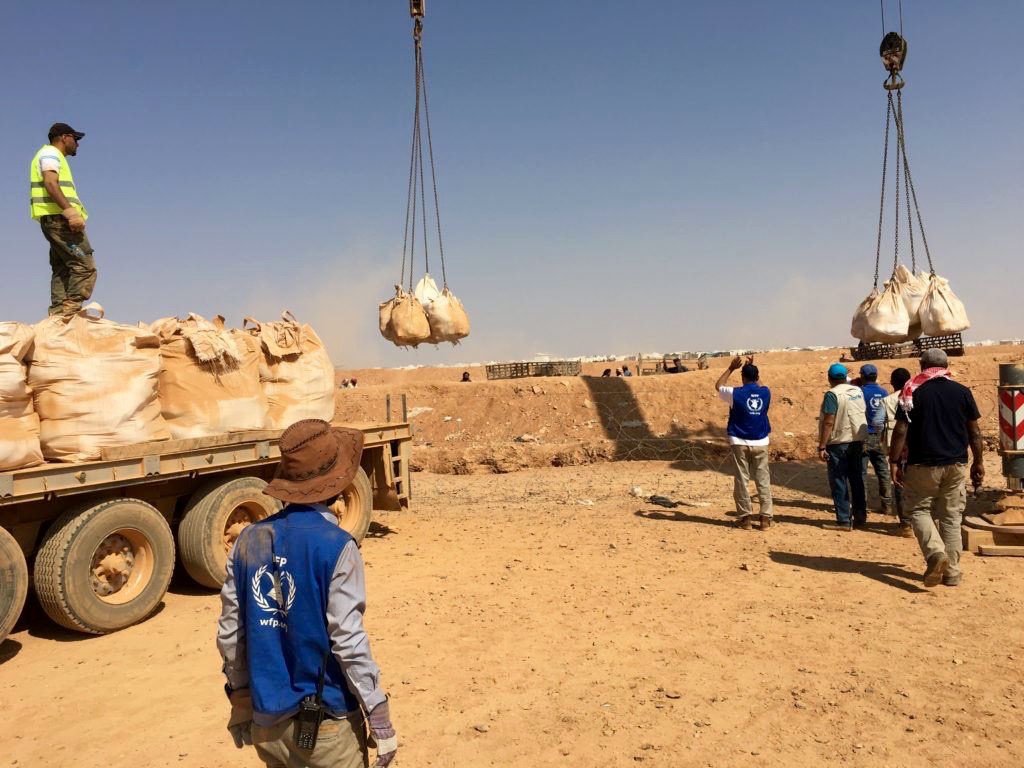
xmin=858 ymin=364 xmax=894 ymax=515
xmin=817 ymin=363 xmax=869 ymax=530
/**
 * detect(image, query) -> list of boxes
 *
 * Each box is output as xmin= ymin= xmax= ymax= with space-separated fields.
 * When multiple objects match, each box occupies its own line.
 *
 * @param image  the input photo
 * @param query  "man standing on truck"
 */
xmin=29 ymin=123 xmax=97 ymax=316
xmin=217 ymin=419 xmax=397 ymax=767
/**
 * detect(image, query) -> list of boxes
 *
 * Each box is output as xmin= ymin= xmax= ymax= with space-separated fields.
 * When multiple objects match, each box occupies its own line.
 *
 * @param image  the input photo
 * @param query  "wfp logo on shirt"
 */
xmin=251 ymin=555 xmax=296 ymax=630
xmin=745 ymin=393 xmax=765 ymax=414
xmin=870 ymin=394 xmax=884 ymax=410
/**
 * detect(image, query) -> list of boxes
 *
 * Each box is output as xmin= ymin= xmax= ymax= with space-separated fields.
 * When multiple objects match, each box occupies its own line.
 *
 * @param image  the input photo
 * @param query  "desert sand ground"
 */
xmin=3 ymin=346 xmax=1023 ymax=767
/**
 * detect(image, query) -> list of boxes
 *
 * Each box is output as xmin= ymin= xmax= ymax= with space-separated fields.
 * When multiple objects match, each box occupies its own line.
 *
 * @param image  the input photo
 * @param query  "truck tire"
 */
xmin=1 ymin=527 xmax=28 ymax=643
xmin=330 ymin=468 xmax=373 ymax=544
xmin=178 ymin=476 xmax=280 ymax=589
xmin=34 ymin=499 xmax=175 ymax=635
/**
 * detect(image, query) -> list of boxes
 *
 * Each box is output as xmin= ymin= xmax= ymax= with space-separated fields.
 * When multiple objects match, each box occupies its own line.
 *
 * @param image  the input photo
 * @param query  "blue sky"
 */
xmin=1 ymin=1 xmax=1020 ymax=366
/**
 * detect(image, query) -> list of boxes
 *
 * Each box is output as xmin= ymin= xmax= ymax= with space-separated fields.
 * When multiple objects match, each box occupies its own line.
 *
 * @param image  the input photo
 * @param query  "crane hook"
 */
xmin=880 ymin=31 xmax=907 ymax=91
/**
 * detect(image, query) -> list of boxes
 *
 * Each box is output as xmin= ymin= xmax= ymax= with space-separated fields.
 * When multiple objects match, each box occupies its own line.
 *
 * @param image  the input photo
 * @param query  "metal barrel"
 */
xmin=998 ymin=363 xmax=1024 ymax=482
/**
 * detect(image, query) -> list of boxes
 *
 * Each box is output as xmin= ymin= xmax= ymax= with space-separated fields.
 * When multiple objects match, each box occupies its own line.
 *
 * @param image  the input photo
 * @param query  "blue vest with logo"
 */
xmin=232 ymin=504 xmax=359 ymax=719
xmin=861 ymin=382 xmax=888 ymax=435
xmin=727 ymin=383 xmax=772 ymax=441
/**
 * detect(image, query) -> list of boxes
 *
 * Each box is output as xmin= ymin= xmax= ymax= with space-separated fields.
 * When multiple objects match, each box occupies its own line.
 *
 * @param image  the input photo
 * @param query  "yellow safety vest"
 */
xmin=29 ymin=145 xmax=88 ymax=220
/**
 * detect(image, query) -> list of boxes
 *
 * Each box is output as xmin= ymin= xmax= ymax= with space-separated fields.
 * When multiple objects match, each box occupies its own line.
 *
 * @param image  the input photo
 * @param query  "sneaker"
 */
xmin=923 ymin=553 xmax=950 ymax=587
xmin=822 ymin=522 xmax=853 ymax=531
xmin=942 ymin=573 xmax=962 ymax=587
xmin=759 ymin=515 xmax=772 ymax=530
xmin=736 ymin=516 xmax=753 ymax=530
xmin=895 ymin=522 xmax=914 ymax=538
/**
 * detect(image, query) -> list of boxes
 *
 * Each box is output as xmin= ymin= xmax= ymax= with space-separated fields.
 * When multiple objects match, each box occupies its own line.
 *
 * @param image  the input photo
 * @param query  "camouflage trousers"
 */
xmin=40 ymin=215 xmax=97 ymax=316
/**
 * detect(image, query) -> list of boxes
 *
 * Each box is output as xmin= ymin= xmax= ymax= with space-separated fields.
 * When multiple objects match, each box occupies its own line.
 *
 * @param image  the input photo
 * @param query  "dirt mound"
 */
xmin=336 ymin=346 xmax=1019 ymax=474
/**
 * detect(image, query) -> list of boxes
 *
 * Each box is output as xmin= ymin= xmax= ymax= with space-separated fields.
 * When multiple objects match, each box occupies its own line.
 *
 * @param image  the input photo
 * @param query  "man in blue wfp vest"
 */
xmin=218 ymin=419 xmax=397 ymax=767
xmin=716 ymin=355 xmax=773 ymax=530
xmin=818 ymin=364 xmax=869 ymax=531
xmin=857 ymin=364 xmax=894 ymax=515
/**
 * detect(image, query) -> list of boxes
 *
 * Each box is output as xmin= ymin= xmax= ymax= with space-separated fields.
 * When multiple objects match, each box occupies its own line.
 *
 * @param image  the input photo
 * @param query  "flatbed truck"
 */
xmin=0 ymin=414 xmax=412 ymax=641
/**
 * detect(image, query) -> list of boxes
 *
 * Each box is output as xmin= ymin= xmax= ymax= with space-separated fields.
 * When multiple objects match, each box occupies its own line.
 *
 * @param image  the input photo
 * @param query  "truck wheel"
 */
xmin=330 ymin=468 xmax=373 ymax=544
xmin=1 ymin=527 xmax=28 ymax=643
xmin=178 ymin=476 xmax=280 ymax=589
xmin=34 ymin=499 xmax=175 ymax=635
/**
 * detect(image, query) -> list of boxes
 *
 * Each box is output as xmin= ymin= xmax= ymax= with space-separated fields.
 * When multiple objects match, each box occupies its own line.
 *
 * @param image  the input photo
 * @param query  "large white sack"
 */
xmin=862 ymin=280 xmax=910 ymax=343
xmin=415 ymin=274 xmax=470 ymax=344
xmin=919 ymin=274 xmax=970 ymax=335
xmin=28 ymin=305 xmax=169 ymax=461
xmin=245 ymin=312 xmax=336 ymax=429
xmin=893 ymin=265 xmax=928 ymax=319
xmin=0 ymin=322 xmax=43 ymax=470
xmin=850 ymin=288 xmax=878 ymax=340
xmin=413 ymin=274 xmax=442 ymax=306
xmin=151 ymin=314 xmax=268 ymax=439
xmin=379 ymin=286 xmax=431 ymax=347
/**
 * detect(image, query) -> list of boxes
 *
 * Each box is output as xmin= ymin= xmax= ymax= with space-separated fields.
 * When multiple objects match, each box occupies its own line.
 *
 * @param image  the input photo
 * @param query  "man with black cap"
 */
xmin=716 ymin=355 xmax=773 ymax=529
xmin=817 ymin=363 xmax=869 ymax=530
xmin=857 ymin=363 xmax=894 ymax=515
xmin=29 ymin=123 xmax=97 ymax=316
xmin=888 ymin=349 xmax=984 ymax=587
xmin=217 ymin=419 xmax=398 ymax=767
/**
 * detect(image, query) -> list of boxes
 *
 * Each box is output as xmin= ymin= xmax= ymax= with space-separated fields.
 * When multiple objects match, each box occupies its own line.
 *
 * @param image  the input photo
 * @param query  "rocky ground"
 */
xmin=2 ymin=346 xmax=1023 ymax=767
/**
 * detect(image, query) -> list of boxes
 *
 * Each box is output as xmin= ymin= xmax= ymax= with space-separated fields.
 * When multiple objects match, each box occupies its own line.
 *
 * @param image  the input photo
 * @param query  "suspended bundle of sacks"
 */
xmin=0 ymin=322 xmax=44 ymax=471
xmin=27 ymin=304 xmax=169 ymax=461
xmin=244 ymin=312 xmax=336 ymax=429
xmin=378 ymin=285 xmax=431 ymax=347
xmin=150 ymin=314 xmax=268 ymax=439
xmin=413 ymin=274 xmax=470 ymax=345
xmin=851 ymin=266 xmax=969 ymax=342
xmin=918 ymin=274 xmax=970 ymax=336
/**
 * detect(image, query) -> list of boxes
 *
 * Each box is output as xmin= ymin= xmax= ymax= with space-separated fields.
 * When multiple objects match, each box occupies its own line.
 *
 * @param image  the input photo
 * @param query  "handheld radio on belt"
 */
xmin=296 ymin=656 xmax=328 ymax=750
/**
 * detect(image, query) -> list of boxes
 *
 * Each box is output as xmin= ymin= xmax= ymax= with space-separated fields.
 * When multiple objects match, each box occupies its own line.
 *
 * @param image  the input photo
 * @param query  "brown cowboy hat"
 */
xmin=264 ymin=419 xmax=364 ymax=504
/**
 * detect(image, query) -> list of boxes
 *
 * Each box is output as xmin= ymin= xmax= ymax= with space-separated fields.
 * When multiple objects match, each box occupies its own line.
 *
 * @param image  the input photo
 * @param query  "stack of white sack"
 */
xmin=851 ymin=266 xmax=969 ymax=342
xmin=27 ymin=304 xmax=169 ymax=461
xmin=244 ymin=311 xmax=336 ymax=429
xmin=413 ymin=274 xmax=470 ymax=345
xmin=378 ymin=285 xmax=431 ymax=347
xmin=150 ymin=314 xmax=268 ymax=439
xmin=0 ymin=322 xmax=44 ymax=470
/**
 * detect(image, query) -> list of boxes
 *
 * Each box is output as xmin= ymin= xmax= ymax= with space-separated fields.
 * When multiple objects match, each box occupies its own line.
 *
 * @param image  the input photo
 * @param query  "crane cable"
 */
xmin=400 ymin=3 xmax=449 ymax=293
xmin=871 ymin=0 xmax=934 ymax=289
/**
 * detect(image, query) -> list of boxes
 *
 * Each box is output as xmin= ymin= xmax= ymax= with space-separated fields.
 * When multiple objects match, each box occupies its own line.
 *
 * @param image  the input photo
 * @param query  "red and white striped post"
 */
xmin=998 ymin=363 xmax=1024 ymax=489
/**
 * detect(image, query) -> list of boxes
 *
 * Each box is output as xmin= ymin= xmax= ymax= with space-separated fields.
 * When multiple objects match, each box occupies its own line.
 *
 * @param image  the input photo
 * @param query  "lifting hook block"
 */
xmin=410 ymin=0 xmax=425 ymax=19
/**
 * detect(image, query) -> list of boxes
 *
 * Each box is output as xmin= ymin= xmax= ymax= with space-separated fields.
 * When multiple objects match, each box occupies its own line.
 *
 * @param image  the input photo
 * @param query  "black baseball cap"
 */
xmin=48 ymin=122 xmax=85 ymax=142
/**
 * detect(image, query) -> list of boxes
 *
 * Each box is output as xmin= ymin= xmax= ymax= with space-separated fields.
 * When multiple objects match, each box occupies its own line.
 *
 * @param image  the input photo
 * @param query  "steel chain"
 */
xmin=873 ymin=94 xmax=893 ymax=288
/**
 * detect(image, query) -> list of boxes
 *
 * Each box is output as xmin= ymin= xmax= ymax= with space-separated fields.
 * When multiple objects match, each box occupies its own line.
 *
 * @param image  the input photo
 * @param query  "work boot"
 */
xmin=923 ymin=553 xmax=950 ymax=587
xmin=822 ymin=522 xmax=853 ymax=531
xmin=880 ymin=500 xmax=893 ymax=516
xmin=736 ymin=516 xmax=753 ymax=530
xmin=759 ymin=515 xmax=772 ymax=531
xmin=895 ymin=522 xmax=914 ymax=538
xmin=942 ymin=572 xmax=962 ymax=587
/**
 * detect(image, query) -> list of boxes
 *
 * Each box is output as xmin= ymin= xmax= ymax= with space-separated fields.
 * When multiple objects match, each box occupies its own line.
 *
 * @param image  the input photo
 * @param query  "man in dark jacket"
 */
xmin=218 ymin=420 xmax=397 ymax=767
xmin=889 ymin=349 xmax=984 ymax=587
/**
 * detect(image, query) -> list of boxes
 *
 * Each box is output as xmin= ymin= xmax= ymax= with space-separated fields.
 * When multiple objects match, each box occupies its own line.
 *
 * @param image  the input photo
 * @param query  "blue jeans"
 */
xmin=826 ymin=442 xmax=866 ymax=525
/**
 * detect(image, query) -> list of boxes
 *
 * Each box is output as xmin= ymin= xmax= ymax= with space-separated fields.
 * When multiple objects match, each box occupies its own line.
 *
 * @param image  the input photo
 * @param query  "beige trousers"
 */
xmin=252 ymin=710 xmax=368 ymax=768
xmin=730 ymin=444 xmax=773 ymax=519
xmin=901 ymin=463 xmax=968 ymax=578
